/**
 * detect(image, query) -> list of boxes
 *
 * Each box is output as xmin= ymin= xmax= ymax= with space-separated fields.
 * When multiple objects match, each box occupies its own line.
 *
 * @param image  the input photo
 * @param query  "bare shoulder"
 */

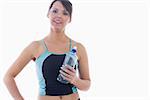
xmin=76 ymin=42 xmax=86 ymax=50
xmin=19 ymin=40 xmax=42 ymax=61
xmin=27 ymin=40 xmax=43 ymax=59
xmin=28 ymin=40 xmax=40 ymax=49
xmin=26 ymin=41 xmax=40 ymax=53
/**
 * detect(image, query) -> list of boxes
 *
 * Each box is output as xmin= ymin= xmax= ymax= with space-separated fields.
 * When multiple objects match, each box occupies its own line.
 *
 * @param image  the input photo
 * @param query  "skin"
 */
xmin=3 ymin=1 xmax=91 ymax=100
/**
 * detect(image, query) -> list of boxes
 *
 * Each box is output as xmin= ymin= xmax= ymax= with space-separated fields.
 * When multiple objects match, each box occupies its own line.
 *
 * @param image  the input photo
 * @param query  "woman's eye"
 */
xmin=52 ymin=9 xmax=58 ymax=13
xmin=63 ymin=12 xmax=69 ymax=16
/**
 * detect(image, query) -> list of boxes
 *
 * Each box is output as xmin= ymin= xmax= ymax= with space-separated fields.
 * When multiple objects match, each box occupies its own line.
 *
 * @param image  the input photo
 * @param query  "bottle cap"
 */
xmin=73 ymin=46 xmax=77 ymax=50
xmin=72 ymin=46 xmax=77 ymax=53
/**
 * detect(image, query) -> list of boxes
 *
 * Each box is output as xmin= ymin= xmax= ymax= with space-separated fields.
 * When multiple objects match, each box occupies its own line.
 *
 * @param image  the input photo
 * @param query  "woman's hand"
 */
xmin=59 ymin=65 xmax=78 ymax=84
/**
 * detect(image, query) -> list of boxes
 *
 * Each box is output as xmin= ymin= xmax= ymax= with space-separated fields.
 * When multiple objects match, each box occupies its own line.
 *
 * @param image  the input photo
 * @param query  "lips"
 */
xmin=53 ymin=19 xmax=63 ymax=25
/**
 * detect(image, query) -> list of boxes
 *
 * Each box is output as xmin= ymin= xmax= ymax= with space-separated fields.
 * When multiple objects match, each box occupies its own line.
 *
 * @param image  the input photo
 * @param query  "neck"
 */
xmin=47 ymin=28 xmax=68 ymax=42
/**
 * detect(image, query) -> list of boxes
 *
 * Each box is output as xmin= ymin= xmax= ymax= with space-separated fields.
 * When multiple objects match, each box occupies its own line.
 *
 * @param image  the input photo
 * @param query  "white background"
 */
xmin=0 ymin=0 xmax=150 ymax=100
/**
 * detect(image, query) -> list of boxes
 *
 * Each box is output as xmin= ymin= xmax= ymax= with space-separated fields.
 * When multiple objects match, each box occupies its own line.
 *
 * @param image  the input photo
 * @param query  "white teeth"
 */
xmin=53 ymin=18 xmax=62 ymax=24
xmin=54 ymin=20 xmax=62 ymax=24
xmin=56 ymin=21 xmax=61 ymax=23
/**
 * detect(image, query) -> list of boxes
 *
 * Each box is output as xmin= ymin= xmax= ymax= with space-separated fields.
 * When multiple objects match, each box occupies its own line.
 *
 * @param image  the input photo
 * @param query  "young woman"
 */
xmin=3 ymin=0 xmax=91 ymax=100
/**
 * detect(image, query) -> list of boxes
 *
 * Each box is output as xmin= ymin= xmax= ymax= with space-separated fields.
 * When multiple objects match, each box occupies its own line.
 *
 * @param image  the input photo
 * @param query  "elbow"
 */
xmin=3 ymin=74 xmax=9 ymax=85
xmin=85 ymin=80 xmax=91 ymax=91
xmin=80 ymin=80 xmax=91 ymax=91
xmin=3 ymin=73 xmax=14 ymax=85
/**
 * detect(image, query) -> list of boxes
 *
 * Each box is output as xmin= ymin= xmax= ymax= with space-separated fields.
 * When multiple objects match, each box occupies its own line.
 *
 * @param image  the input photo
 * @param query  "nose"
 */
xmin=56 ymin=12 xmax=63 ymax=18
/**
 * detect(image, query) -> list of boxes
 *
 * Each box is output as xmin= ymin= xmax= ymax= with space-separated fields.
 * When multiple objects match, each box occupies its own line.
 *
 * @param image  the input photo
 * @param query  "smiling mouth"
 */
xmin=53 ymin=20 xmax=63 ymax=25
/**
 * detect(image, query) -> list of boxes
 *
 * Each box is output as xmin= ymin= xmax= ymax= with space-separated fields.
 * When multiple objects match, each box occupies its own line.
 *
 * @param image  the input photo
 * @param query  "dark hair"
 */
xmin=47 ymin=0 xmax=72 ymax=19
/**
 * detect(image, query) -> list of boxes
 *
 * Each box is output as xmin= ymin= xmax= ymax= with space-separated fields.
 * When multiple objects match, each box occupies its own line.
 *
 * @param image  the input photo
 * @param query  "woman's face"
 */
xmin=48 ymin=1 xmax=71 ymax=32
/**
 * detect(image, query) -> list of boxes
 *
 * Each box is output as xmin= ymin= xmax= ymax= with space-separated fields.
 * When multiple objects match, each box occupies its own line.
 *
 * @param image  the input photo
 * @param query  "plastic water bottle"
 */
xmin=57 ymin=46 xmax=78 ymax=84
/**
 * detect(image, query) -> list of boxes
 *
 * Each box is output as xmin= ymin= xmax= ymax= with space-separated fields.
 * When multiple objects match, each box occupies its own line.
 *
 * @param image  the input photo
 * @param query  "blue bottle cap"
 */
xmin=72 ymin=46 xmax=77 ymax=53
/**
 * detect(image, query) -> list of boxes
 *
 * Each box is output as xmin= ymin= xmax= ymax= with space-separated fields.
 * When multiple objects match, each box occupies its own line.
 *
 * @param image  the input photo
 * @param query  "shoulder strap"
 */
xmin=40 ymin=39 xmax=48 ymax=51
xmin=69 ymin=39 xmax=72 ymax=51
xmin=69 ymin=39 xmax=76 ymax=51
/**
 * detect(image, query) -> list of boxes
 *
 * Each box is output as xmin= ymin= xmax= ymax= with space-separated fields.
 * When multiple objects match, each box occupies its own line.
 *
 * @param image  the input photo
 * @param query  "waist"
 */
xmin=38 ymin=93 xmax=79 ymax=100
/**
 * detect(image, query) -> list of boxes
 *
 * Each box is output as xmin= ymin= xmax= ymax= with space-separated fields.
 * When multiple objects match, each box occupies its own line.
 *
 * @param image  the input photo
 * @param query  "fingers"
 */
xmin=62 ymin=65 xmax=76 ymax=73
xmin=59 ymin=65 xmax=77 ymax=84
xmin=59 ymin=70 xmax=72 ymax=79
xmin=60 ymin=73 xmax=76 ymax=84
xmin=60 ymin=67 xmax=74 ymax=76
xmin=60 ymin=73 xmax=72 ymax=83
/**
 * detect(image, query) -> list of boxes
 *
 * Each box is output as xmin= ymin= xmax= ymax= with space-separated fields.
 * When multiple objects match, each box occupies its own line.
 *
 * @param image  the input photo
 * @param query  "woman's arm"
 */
xmin=72 ymin=43 xmax=91 ymax=91
xmin=3 ymin=41 xmax=39 ymax=100
xmin=60 ymin=42 xmax=91 ymax=91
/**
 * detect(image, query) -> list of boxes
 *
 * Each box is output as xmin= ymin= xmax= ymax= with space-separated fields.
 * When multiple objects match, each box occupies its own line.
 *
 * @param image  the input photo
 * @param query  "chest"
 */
xmin=46 ymin=42 xmax=71 ymax=53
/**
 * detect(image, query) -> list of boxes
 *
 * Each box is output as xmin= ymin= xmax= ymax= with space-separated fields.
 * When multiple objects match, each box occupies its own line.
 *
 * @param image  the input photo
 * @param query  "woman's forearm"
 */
xmin=73 ymin=78 xmax=91 ymax=91
xmin=3 ymin=74 xmax=24 ymax=100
